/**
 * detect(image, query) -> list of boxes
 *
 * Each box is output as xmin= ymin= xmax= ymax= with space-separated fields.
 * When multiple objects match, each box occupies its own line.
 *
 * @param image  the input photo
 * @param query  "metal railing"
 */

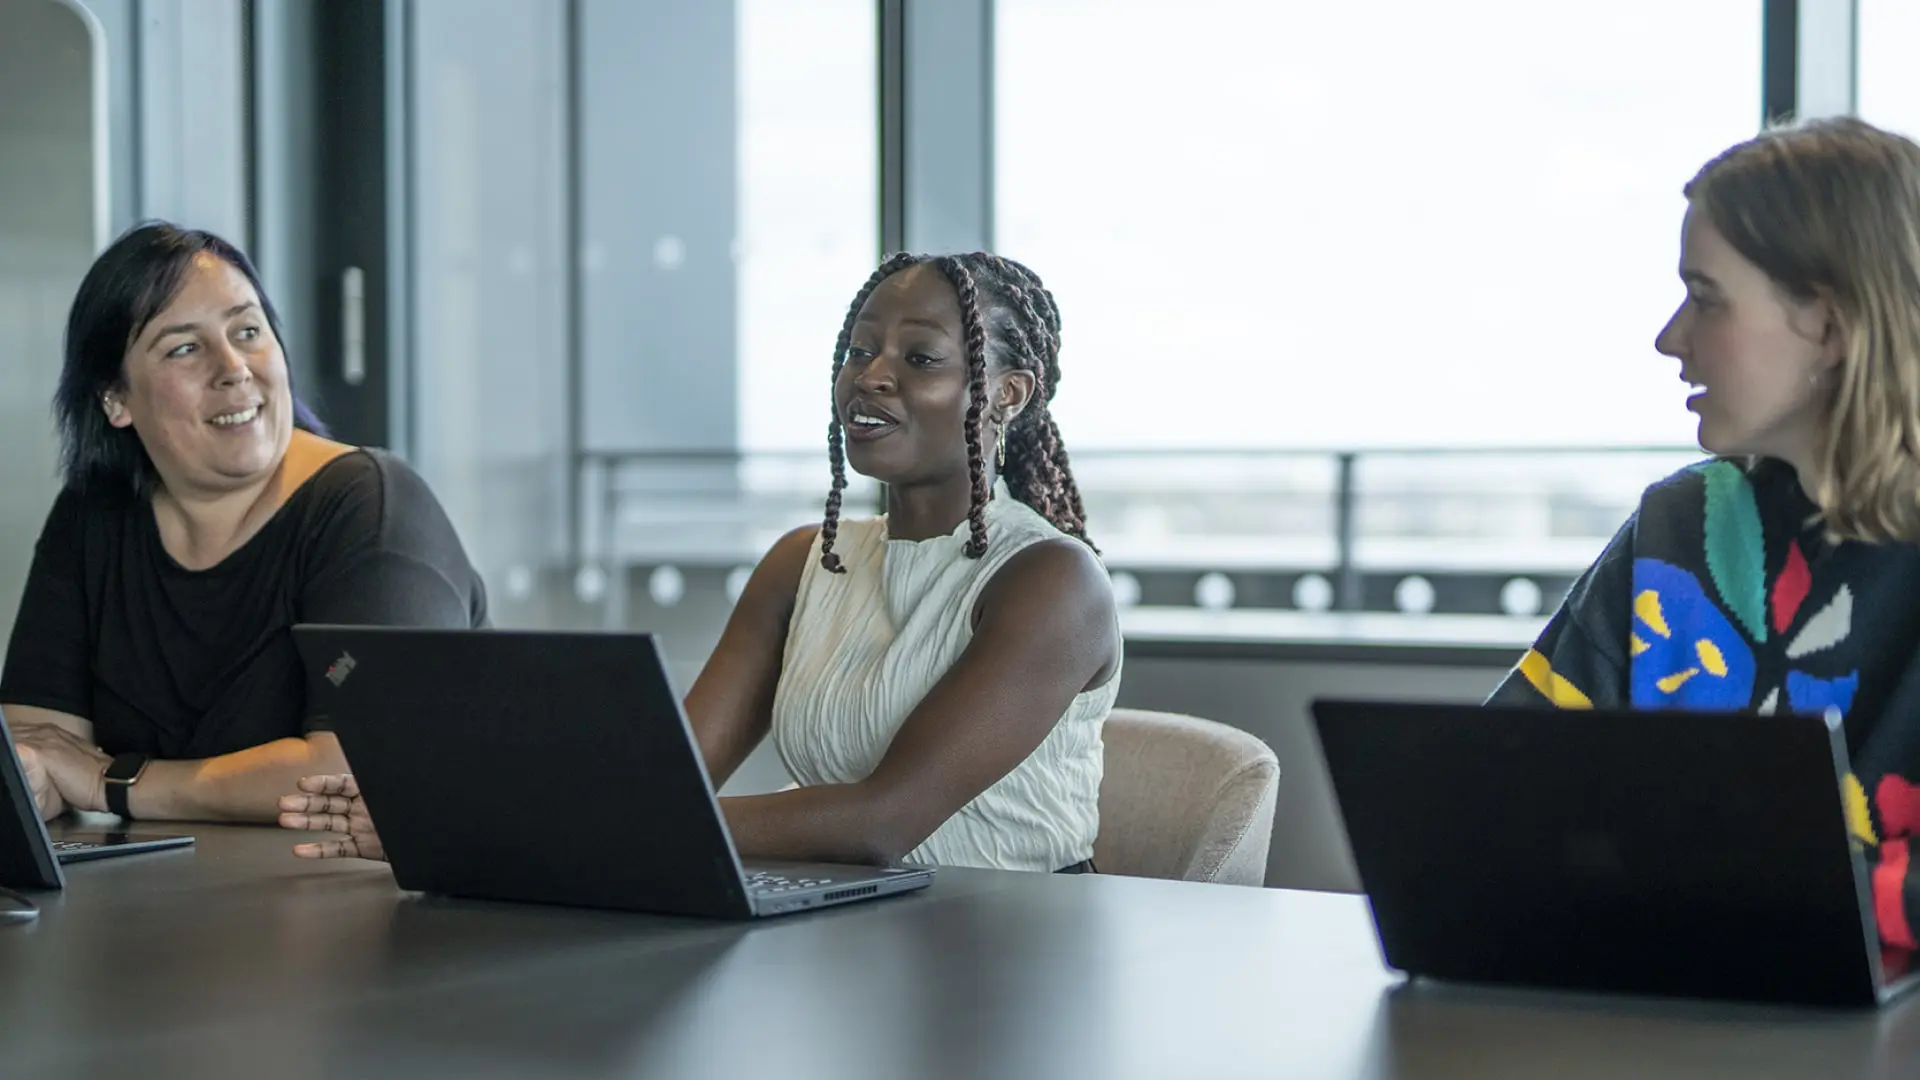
xmin=570 ymin=444 xmax=1700 ymax=621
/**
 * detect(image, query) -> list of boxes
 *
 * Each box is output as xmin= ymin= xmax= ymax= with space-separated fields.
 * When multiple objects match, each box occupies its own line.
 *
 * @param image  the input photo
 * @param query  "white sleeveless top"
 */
xmin=771 ymin=492 xmax=1118 ymax=872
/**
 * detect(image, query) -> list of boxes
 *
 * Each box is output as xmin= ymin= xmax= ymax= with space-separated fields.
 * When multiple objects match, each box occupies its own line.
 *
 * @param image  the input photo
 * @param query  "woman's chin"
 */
xmin=1694 ymin=422 xmax=1764 ymax=462
xmin=1693 ymin=414 xmax=1728 ymax=456
xmin=842 ymin=443 xmax=905 ymax=484
xmin=206 ymin=441 xmax=284 ymax=481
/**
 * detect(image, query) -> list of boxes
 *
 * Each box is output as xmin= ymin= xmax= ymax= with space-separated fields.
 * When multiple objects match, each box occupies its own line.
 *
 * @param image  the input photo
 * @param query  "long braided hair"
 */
xmin=818 ymin=252 xmax=1092 ymax=572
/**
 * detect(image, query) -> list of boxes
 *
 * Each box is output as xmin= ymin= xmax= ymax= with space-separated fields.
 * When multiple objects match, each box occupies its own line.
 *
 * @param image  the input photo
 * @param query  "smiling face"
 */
xmin=1654 ymin=204 xmax=1841 ymax=474
xmin=105 ymin=252 xmax=293 ymax=496
xmin=835 ymin=262 xmax=1033 ymax=488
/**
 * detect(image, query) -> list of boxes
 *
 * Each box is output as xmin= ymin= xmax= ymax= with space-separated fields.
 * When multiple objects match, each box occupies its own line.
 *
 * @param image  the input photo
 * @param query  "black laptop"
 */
xmin=291 ymin=625 xmax=934 ymax=918
xmin=0 ymin=707 xmax=194 ymax=892
xmin=1311 ymin=698 xmax=1920 ymax=1008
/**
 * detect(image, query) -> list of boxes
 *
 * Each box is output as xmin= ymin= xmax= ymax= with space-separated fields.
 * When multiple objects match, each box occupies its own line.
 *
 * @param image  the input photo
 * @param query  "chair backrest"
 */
xmin=1094 ymin=708 xmax=1280 ymax=886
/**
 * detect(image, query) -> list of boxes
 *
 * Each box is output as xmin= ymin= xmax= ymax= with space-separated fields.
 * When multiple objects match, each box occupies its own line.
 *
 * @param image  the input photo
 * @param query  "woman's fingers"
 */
xmin=285 ymin=775 xmax=379 ymax=861
xmin=291 ymin=838 xmax=360 ymax=860
xmin=277 ymin=793 xmax=354 ymax=816
xmin=278 ymin=810 xmax=352 ymax=833
xmin=294 ymin=774 xmax=360 ymax=798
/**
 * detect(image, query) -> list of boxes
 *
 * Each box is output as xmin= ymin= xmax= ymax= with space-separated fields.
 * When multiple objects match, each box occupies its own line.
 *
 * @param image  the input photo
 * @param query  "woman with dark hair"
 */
xmin=2 ymin=221 xmax=486 ymax=824
xmin=283 ymin=253 xmax=1119 ymax=872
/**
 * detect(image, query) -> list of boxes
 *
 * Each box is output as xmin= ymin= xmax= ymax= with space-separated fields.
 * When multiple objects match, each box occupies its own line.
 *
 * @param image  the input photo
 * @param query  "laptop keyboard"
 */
xmin=49 ymin=841 xmax=98 ymax=853
xmin=745 ymin=870 xmax=833 ymax=896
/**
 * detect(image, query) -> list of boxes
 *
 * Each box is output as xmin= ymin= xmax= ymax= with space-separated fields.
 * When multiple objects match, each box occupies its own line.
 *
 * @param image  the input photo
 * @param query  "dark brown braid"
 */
xmin=817 ymin=251 xmax=1094 ymax=571
xmin=974 ymin=254 xmax=1092 ymax=548
xmin=819 ymin=251 xmax=923 ymax=572
xmin=935 ymin=256 xmax=995 ymax=558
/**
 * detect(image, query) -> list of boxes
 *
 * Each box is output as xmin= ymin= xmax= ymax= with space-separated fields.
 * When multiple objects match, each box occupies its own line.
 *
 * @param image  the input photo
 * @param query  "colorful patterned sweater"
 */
xmin=1489 ymin=459 xmax=1920 ymax=971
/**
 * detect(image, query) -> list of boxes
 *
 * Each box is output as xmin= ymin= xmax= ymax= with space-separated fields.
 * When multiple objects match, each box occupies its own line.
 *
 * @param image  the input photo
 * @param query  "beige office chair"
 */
xmin=1093 ymin=708 xmax=1280 ymax=886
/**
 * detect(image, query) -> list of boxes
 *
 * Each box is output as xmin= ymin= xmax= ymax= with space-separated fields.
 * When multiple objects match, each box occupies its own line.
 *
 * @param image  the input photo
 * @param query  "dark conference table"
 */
xmin=3 ymin=824 xmax=1917 ymax=1079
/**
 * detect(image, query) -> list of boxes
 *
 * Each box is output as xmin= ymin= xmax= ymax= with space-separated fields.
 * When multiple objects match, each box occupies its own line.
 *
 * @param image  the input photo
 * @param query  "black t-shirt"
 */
xmin=0 ymin=449 xmax=488 ymax=759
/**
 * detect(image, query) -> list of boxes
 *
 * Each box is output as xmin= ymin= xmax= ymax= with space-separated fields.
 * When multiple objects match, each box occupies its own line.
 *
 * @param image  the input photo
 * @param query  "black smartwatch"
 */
xmin=102 ymin=754 xmax=150 ymax=819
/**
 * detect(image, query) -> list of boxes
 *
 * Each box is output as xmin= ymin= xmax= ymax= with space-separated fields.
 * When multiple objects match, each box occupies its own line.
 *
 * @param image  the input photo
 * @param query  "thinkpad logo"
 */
xmin=325 ymin=651 xmax=357 ymax=687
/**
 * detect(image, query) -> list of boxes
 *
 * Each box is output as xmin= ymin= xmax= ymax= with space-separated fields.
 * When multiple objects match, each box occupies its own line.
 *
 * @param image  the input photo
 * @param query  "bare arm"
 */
xmin=126 ymin=732 xmax=350 ymax=822
xmin=3 ymin=704 xmax=89 ymax=741
xmin=6 ymin=702 xmax=348 ymax=823
xmin=681 ymin=526 xmax=816 ymax=787
xmin=720 ymin=538 xmax=1119 ymax=865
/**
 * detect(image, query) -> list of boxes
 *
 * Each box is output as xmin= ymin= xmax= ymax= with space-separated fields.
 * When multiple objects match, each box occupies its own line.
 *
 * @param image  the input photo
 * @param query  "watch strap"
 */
xmin=103 ymin=753 xmax=148 ymax=819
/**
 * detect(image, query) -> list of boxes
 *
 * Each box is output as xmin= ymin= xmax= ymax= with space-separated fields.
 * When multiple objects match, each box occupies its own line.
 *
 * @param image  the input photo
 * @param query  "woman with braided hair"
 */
xmin=281 ymin=253 xmax=1119 ymax=873
xmin=685 ymin=251 xmax=1120 ymax=873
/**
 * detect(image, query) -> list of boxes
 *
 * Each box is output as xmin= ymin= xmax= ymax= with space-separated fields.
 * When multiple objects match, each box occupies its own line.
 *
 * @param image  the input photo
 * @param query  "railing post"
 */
xmin=1335 ymin=451 xmax=1360 ymax=612
xmin=601 ymin=455 xmax=626 ymax=632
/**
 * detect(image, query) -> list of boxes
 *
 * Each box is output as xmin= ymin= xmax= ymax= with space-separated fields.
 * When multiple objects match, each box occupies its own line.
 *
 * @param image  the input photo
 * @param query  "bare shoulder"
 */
xmin=972 ymin=538 xmax=1118 ymax=689
xmin=737 ymin=524 xmax=823 ymax=611
xmin=763 ymin=523 xmax=823 ymax=575
xmin=978 ymin=538 xmax=1114 ymax=625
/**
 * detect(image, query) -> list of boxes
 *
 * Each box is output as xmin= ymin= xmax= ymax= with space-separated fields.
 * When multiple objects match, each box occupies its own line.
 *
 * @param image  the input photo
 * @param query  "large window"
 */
xmin=404 ymin=1 xmax=877 ymax=618
xmin=401 ymin=1 xmax=1775 ymax=626
xmin=410 ymin=0 xmax=571 ymax=607
xmin=736 ymin=0 xmax=878 ymax=454
xmin=996 ymin=0 xmax=1762 ymax=452
xmin=1858 ymin=0 xmax=1920 ymax=141
xmin=994 ymin=1 xmax=1761 ymax=612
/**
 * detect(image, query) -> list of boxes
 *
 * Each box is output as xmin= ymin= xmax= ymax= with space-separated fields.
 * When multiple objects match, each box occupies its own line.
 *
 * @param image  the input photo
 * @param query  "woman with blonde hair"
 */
xmin=1490 ymin=117 xmax=1920 ymax=969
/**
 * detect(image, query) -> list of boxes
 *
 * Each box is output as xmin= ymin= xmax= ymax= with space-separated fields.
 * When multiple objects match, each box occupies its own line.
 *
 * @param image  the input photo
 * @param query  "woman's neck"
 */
xmin=150 ymin=429 xmax=353 ymax=570
xmin=884 ymin=468 xmax=998 ymax=541
xmin=151 ymin=469 xmax=287 ymax=571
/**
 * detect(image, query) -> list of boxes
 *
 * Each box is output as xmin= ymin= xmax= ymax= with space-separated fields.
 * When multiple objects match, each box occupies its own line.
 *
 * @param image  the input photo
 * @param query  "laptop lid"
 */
xmin=294 ymin=626 xmax=757 ymax=917
xmin=1311 ymin=698 xmax=1903 ymax=1008
xmin=0 ymin=707 xmax=66 ymax=891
